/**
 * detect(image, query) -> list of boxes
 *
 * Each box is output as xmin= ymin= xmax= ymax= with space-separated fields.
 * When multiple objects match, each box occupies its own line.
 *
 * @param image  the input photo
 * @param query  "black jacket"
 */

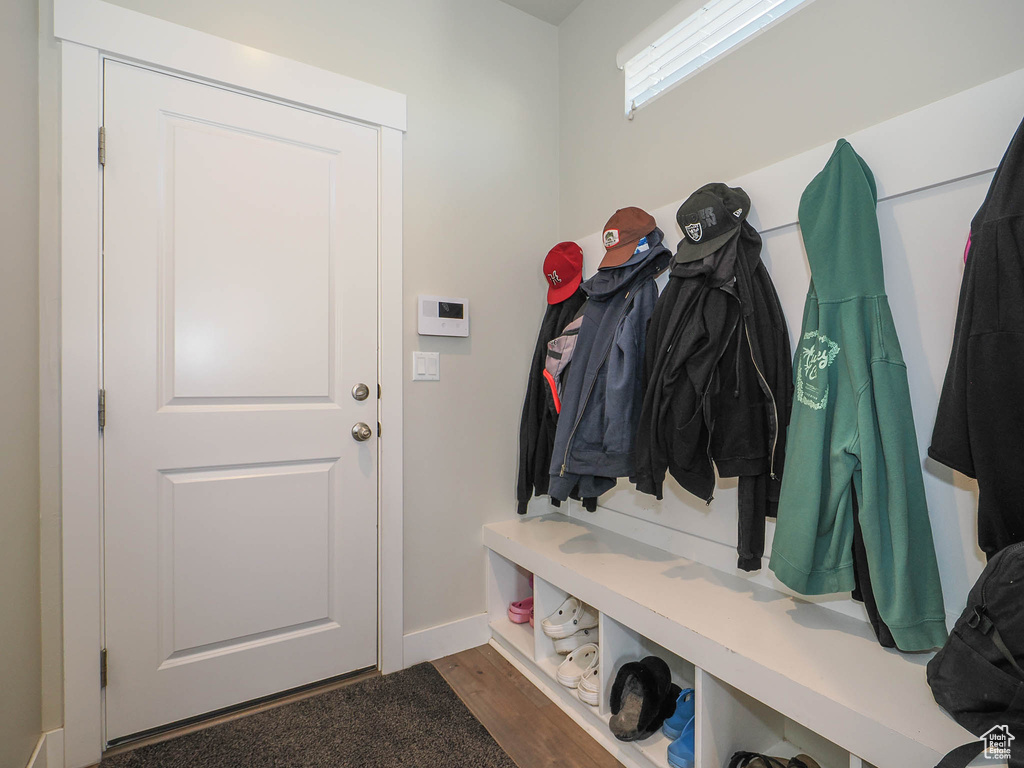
xmin=516 ymin=288 xmax=587 ymax=514
xmin=930 ymin=115 xmax=1024 ymax=557
xmin=634 ymin=221 xmax=792 ymax=570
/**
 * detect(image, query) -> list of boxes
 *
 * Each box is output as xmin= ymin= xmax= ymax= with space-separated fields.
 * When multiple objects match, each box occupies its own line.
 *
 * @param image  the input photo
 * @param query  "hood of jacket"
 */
xmin=585 ymin=228 xmax=668 ymax=301
xmin=799 ymin=139 xmax=884 ymax=300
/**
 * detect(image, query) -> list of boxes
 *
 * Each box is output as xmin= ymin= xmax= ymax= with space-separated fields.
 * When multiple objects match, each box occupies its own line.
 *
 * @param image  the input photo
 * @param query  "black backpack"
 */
xmin=927 ymin=542 xmax=1024 ymax=767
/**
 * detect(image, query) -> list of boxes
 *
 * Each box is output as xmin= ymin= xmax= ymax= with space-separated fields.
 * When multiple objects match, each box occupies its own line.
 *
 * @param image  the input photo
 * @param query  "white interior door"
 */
xmin=102 ymin=61 xmax=379 ymax=741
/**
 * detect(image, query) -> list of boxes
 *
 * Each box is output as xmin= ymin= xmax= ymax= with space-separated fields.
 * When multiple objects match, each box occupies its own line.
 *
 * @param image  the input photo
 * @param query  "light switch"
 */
xmin=412 ymin=351 xmax=440 ymax=381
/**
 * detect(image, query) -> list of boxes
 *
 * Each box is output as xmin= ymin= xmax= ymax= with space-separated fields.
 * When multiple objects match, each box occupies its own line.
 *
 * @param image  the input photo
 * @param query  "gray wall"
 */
xmin=101 ymin=0 xmax=560 ymax=639
xmin=558 ymin=0 xmax=1024 ymax=238
xmin=0 ymin=0 xmax=42 ymax=765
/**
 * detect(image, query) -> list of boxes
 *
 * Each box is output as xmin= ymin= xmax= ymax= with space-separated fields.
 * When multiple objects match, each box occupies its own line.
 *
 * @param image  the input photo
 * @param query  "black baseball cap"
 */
xmin=674 ymin=183 xmax=751 ymax=263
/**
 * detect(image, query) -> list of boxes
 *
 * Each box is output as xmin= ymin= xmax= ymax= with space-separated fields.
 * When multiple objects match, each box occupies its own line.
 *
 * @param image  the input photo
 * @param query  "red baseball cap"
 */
xmin=543 ymin=242 xmax=584 ymax=304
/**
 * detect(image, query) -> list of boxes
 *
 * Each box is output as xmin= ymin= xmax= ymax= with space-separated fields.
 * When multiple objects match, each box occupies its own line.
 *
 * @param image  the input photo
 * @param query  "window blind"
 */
xmin=621 ymin=0 xmax=815 ymax=117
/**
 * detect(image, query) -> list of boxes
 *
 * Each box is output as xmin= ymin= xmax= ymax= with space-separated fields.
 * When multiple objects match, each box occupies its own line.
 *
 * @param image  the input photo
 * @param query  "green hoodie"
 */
xmin=768 ymin=139 xmax=947 ymax=651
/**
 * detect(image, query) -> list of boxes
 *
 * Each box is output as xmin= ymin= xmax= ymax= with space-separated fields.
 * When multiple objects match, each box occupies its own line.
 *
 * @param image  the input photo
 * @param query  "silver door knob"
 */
xmin=352 ymin=383 xmax=370 ymax=401
xmin=352 ymin=422 xmax=373 ymax=442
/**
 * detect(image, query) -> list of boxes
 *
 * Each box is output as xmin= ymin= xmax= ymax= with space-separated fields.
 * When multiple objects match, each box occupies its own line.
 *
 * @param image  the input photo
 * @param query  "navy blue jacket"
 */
xmin=548 ymin=229 xmax=671 ymax=502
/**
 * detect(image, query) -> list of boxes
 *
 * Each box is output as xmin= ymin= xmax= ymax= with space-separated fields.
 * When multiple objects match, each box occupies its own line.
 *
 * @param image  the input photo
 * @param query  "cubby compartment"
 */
xmin=484 ymin=515 xmax=966 ymax=768
xmin=485 ymin=549 xmax=534 ymax=660
xmin=601 ymin=614 xmax=697 ymax=766
xmin=699 ymin=670 xmax=849 ymax=768
xmin=532 ymin=576 xmax=600 ymax=678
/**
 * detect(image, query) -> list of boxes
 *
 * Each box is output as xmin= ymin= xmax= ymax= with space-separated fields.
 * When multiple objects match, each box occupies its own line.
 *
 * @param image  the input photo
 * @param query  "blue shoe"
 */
xmin=661 ymin=687 xmax=695 ymax=739
xmin=666 ymin=715 xmax=696 ymax=768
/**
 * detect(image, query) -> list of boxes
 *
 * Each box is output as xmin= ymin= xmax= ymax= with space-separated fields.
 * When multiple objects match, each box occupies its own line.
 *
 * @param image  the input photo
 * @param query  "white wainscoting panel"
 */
xmin=561 ymin=65 xmax=1024 ymax=626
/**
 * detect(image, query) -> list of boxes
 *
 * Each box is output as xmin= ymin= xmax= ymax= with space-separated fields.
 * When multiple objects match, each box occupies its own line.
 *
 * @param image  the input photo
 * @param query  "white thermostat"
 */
xmin=418 ymin=295 xmax=469 ymax=337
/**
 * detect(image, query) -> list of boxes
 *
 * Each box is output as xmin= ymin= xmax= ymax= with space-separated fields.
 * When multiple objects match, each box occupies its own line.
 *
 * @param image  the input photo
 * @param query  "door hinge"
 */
xmin=377 ymin=383 xmax=381 ymax=399
xmin=98 ymin=126 xmax=106 ymax=166
xmin=377 ymin=421 xmax=382 ymax=437
xmin=98 ymin=389 xmax=106 ymax=431
xmin=100 ymin=648 xmax=108 ymax=688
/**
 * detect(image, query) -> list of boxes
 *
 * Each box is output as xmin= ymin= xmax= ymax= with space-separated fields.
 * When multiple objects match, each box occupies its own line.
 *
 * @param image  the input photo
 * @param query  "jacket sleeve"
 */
xmin=516 ymin=312 xmax=554 ymax=515
xmin=928 ymin=253 xmax=977 ymax=477
xmin=516 ymin=356 xmax=541 ymax=515
xmin=855 ymin=359 xmax=948 ymax=651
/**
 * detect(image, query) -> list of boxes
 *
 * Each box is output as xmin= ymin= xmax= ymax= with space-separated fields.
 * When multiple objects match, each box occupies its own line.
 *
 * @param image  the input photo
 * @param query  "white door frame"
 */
xmin=54 ymin=2 xmax=405 ymax=765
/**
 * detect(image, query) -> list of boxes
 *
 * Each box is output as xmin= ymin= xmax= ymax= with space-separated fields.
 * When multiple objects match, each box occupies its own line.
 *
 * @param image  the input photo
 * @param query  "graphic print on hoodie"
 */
xmin=768 ymin=139 xmax=947 ymax=652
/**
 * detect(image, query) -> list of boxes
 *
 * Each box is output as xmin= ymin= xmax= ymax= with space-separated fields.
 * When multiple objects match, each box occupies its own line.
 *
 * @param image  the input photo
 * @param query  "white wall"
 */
xmin=89 ymin=0 xmax=560 ymax=639
xmin=33 ymin=0 xmax=1024 ymax=739
xmin=38 ymin=0 xmax=63 ymax=733
xmin=556 ymin=56 xmax=1024 ymax=625
xmin=553 ymin=0 xmax=1024 ymax=626
xmin=0 ymin=0 xmax=43 ymax=765
xmin=558 ymin=0 xmax=1024 ymax=239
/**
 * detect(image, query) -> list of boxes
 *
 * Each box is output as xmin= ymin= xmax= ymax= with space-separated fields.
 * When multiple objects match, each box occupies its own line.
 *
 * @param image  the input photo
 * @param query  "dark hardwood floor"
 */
xmin=433 ymin=644 xmax=624 ymax=768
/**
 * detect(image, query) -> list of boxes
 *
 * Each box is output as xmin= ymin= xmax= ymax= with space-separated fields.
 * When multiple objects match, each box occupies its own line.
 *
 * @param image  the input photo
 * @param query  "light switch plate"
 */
xmin=412 ymin=351 xmax=440 ymax=381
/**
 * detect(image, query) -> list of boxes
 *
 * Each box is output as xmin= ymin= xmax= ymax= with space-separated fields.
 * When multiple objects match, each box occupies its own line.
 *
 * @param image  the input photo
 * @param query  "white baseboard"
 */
xmin=402 ymin=612 xmax=490 ymax=667
xmin=26 ymin=729 xmax=64 ymax=768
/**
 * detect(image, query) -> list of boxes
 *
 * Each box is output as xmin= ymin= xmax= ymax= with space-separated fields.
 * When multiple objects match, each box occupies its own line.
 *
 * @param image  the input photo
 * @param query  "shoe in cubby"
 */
xmin=553 ymin=625 xmax=599 ymax=655
xmin=542 ymin=595 xmax=598 ymax=639
xmin=667 ymin=715 xmax=696 ymax=768
xmin=577 ymin=664 xmax=601 ymax=706
xmin=485 ymin=550 xmax=534 ymax=659
xmin=609 ymin=655 xmax=681 ymax=742
xmin=663 ymin=687 xmax=695 ymax=740
xmin=556 ymin=642 xmax=599 ymax=689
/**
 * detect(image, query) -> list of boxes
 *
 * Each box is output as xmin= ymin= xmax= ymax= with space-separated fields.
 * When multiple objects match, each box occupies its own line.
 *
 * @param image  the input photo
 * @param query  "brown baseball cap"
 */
xmin=599 ymin=207 xmax=657 ymax=269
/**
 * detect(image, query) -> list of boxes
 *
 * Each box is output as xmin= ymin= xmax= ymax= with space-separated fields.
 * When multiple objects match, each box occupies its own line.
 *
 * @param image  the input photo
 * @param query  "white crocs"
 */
xmin=541 ymin=596 xmax=599 ymax=639
xmin=553 ymin=625 xmax=599 ymax=655
xmin=556 ymin=642 xmax=599 ymax=689
xmin=577 ymin=664 xmax=601 ymax=706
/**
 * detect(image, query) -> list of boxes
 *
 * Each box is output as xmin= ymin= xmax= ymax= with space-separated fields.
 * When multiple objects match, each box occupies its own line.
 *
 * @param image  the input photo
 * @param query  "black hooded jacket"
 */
xmin=930 ymin=114 xmax=1024 ymax=557
xmin=516 ymin=287 xmax=588 ymax=514
xmin=634 ymin=221 xmax=792 ymax=570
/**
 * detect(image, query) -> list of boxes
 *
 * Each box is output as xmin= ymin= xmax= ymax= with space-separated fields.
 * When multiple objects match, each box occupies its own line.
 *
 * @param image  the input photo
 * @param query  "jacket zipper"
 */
xmin=744 ymin=321 xmax=779 ymax=479
xmin=703 ymin=431 xmax=714 ymax=504
xmin=699 ymin=375 xmax=715 ymax=504
xmin=561 ymin=292 xmax=635 ymax=477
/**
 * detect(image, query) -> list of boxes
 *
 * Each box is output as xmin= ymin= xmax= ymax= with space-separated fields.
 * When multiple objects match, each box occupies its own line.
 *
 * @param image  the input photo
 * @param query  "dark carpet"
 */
xmin=101 ymin=663 xmax=518 ymax=768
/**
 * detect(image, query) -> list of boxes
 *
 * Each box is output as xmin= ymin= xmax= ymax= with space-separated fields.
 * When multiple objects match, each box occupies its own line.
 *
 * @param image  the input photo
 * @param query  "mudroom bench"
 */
xmin=484 ymin=513 xmax=983 ymax=768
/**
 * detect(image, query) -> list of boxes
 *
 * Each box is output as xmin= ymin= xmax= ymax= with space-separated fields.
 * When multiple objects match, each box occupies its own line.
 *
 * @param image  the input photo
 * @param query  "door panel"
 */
xmin=102 ymin=61 xmax=379 ymax=740
xmin=161 ymin=461 xmax=334 ymax=654
xmin=168 ymin=117 xmax=332 ymax=399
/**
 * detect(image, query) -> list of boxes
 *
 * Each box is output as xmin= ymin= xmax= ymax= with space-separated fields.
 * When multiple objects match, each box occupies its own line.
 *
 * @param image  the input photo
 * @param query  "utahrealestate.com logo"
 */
xmin=982 ymin=725 xmax=1015 ymax=761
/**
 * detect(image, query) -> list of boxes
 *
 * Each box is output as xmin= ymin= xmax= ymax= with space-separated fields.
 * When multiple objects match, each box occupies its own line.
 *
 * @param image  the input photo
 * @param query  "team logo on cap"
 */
xmin=547 ymin=270 xmax=562 ymax=285
xmin=685 ymin=222 xmax=703 ymax=242
xmin=604 ymin=229 xmax=620 ymax=248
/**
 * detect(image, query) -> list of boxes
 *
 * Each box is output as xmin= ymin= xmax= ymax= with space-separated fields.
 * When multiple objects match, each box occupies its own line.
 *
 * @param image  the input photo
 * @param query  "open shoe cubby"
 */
xmin=484 ymin=513 xmax=984 ymax=768
xmin=699 ymin=672 xmax=848 ymax=768
xmin=488 ymin=550 xmax=696 ymax=768
xmin=485 ymin=548 xmax=535 ymax=660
